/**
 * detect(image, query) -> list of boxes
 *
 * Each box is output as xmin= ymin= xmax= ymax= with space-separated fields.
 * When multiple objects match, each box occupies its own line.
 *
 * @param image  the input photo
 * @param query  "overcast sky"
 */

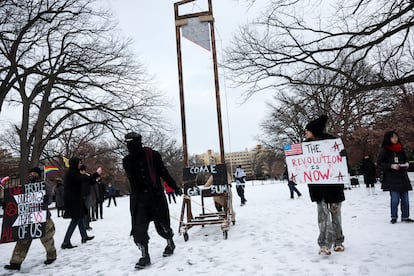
xmin=103 ymin=0 xmax=273 ymax=154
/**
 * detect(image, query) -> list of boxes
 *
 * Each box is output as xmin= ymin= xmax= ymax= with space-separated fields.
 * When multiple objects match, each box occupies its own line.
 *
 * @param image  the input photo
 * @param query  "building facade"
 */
xmin=195 ymin=145 xmax=270 ymax=180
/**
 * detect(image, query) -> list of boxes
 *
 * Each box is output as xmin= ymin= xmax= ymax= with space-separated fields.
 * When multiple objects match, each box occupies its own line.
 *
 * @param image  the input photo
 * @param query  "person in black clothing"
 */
xmin=55 ymin=177 xmax=65 ymax=217
xmin=283 ymin=165 xmax=302 ymax=199
xmin=80 ymin=165 xmax=93 ymax=230
xmin=377 ymin=131 xmax=413 ymax=224
xmin=122 ymin=132 xmax=183 ymax=270
xmin=360 ymin=154 xmax=377 ymax=194
xmin=305 ymin=115 xmax=346 ymax=255
xmin=61 ymin=157 xmax=100 ymax=249
xmin=95 ymin=176 xmax=106 ymax=219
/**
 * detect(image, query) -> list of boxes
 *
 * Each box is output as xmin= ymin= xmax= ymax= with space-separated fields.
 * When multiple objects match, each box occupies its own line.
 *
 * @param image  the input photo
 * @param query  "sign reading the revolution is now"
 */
xmin=284 ymin=138 xmax=349 ymax=185
xmin=1 ymin=182 xmax=46 ymax=243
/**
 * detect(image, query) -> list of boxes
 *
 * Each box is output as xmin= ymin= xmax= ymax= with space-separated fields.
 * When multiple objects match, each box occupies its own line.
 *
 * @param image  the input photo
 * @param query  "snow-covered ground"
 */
xmin=1 ymin=179 xmax=414 ymax=276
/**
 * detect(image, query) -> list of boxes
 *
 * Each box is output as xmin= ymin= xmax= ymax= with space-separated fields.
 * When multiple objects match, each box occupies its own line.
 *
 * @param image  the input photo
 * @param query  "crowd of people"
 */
xmin=1 ymin=158 xmax=129 ymax=270
xmin=1 ymin=124 xmax=413 ymax=271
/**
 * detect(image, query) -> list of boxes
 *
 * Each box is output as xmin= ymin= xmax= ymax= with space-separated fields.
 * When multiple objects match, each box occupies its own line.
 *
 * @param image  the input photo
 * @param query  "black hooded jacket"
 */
xmin=123 ymin=147 xmax=179 ymax=195
xmin=63 ymin=157 xmax=99 ymax=219
xmin=123 ymin=147 xmax=180 ymax=220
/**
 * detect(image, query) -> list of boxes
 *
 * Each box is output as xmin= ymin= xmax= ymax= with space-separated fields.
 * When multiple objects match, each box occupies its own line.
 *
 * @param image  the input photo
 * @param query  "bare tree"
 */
xmin=0 ymin=0 xmax=166 ymax=182
xmin=224 ymin=0 xmax=414 ymax=98
xmin=259 ymin=72 xmax=407 ymax=167
xmin=144 ymin=130 xmax=184 ymax=184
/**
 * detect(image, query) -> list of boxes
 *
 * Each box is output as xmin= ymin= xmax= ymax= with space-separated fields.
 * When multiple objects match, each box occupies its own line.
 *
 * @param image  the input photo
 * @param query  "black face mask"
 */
xmin=127 ymin=139 xmax=143 ymax=154
xmin=28 ymin=175 xmax=40 ymax=183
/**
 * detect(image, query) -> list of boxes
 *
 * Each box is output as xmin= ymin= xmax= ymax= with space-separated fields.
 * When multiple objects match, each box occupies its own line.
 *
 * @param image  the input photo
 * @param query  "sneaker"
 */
xmin=163 ymin=239 xmax=175 ymax=257
xmin=61 ymin=242 xmax=77 ymax=249
xmin=402 ymin=218 xmax=414 ymax=223
xmin=135 ymin=256 xmax=151 ymax=270
xmin=44 ymin=258 xmax=56 ymax=265
xmin=390 ymin=218 xmax=397 ymax=224
xmin=334 ymin=245 xmax=345 ymax=252
xmin=81 ymin=236 xmax=95 ymax=243
xmin=4 ymin=263 xmax=21 ymax=271
xmin=319 ymin=247 xmax=331 ymax=255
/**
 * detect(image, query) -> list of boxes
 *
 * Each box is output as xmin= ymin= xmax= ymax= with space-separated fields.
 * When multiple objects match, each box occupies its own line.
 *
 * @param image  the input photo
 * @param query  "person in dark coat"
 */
xmin=377 ymin=131 xmax=413 ymax=224
xmin=360 ymin=154 xmax=377 ymax=194
xmin=61 ymin=157 xmax=101 ymax=249
xmin=284 ymin=165 xmax=302 ymax=199
xmin=106 ymin=183 xmax=117 ymax=207
xmin=305 ymin=115 xmax=346 ymax=255
xmin=80 ymin=165 xmax=94 ymax=229
xmin=95 ymin=176 xmax=106 ymax=219
xmin=54 ymin=177 xmax=65 ymax=217
xmin=122 ymin=132 xmax=183 ymax=270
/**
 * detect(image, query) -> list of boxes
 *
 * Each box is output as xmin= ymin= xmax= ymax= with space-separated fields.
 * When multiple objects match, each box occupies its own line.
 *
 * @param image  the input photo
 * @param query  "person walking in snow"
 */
xmin=304 ymin=115 xmax=346 ymax=256
xmin=122 ymin=132 xmax=183 ymax=270
xmin=284 ymin=166 xmax=302 ymax=199
xmin=4 ymin=167 xmax=57 ymax=271
xmin=61 ymin=158 xmax=100 ymax=249
xmin=234 ymin=165 xmax=247 ymax=206
xmin=377 ymin=131 xmax=413 ymax=224
xmin=80 ymin=165 xmax=94 ymax=230
xmin=359 ymin=154 xmax=377 ymax=195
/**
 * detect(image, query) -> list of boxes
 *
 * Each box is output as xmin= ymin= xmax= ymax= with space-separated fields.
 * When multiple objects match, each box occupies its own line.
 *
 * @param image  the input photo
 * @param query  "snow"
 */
xmin=1 ymin=179 xmax=414 ymax=276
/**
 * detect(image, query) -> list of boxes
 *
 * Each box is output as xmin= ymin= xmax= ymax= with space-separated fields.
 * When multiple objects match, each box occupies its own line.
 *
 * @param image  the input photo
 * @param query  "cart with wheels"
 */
xmin=178 ymin=164 xmax=235 ymax=241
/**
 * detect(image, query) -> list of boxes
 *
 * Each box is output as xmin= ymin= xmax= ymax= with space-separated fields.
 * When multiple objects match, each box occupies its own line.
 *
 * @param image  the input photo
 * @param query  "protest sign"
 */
xmin=182 ymin=164 xmax=228 ymax=196
xmin=284 ymin=138 xmax=349 ymax=185
xmin=1 ymin=182 xmax=47 ymax=243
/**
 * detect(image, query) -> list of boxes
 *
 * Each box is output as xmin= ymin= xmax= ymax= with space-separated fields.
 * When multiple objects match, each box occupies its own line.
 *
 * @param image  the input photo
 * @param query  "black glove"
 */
xmin=174 ymin=187 xmax=183 ymax=196
xmin=339 ymin=149 xmax=347 ymax=157
xmin=43 ymin=194 xmax=49 ymax=203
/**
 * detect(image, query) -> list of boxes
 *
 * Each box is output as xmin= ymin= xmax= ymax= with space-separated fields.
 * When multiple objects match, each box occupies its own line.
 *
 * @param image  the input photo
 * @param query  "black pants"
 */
xmin=107 ymin=196 xmax=117 ymax=207
xmin=288 ymin=183 xmax=302 ymax=198
xmin=167 ymin=192 xmax=176 ymax=204
xmin=96 ymin=202 xmax=104 ymax=218
xmin=131 ymin=193 xmax=173 ymax=246
xmin=236 ymin=185 xmax=246 ymax=204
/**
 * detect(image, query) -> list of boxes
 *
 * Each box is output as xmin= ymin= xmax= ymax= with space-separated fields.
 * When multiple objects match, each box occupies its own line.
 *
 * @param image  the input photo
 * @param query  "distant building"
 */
xmin=195 ymin=145 xmax=270 ymax=180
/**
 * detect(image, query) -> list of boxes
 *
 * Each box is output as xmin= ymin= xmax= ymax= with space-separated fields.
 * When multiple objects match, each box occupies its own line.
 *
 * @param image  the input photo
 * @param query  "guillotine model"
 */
xmin=174 ymin=0 xmax=234 ymax=241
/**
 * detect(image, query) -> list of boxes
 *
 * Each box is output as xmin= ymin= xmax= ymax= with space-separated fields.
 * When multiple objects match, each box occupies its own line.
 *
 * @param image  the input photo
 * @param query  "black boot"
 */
xmin=163 ymin=239 xmax=175 ymax=257
xmin=135 ymin=243 xmax=151 ymax=269
xmin=81 ymin=236 xmax=95 ymax=243
xmin=61 ymin=242 xmax=77 ymax=249
xmin=4 ymin=263 xmax=21 ymax=271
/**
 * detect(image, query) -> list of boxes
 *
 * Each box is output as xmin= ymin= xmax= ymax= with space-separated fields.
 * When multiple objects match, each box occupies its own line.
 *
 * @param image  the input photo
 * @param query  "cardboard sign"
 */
xmin=284 ymin=138 xmax=349 ymax=185
xmin=182 ymin=164 xmax=228 ymax=196
xmin=1 ymin=182 xmax=47 ymax=243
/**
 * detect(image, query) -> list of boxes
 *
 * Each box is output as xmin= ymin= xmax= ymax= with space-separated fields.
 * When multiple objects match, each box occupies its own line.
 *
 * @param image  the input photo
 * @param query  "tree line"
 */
xmin=226 ymin=0 xmax=414 ymax=173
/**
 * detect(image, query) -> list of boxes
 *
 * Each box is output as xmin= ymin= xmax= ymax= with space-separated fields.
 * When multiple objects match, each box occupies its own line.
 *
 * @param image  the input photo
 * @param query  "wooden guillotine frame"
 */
xmin=174 ymin=0 xmax=233 ymax=241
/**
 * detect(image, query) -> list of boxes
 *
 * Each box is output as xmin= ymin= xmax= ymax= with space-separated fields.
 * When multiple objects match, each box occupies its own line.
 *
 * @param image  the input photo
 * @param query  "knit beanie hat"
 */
xmin=305 ymin=115 xmax=329 ymax=137
xmin=29 ymin=167 xmax=42 ymax=176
